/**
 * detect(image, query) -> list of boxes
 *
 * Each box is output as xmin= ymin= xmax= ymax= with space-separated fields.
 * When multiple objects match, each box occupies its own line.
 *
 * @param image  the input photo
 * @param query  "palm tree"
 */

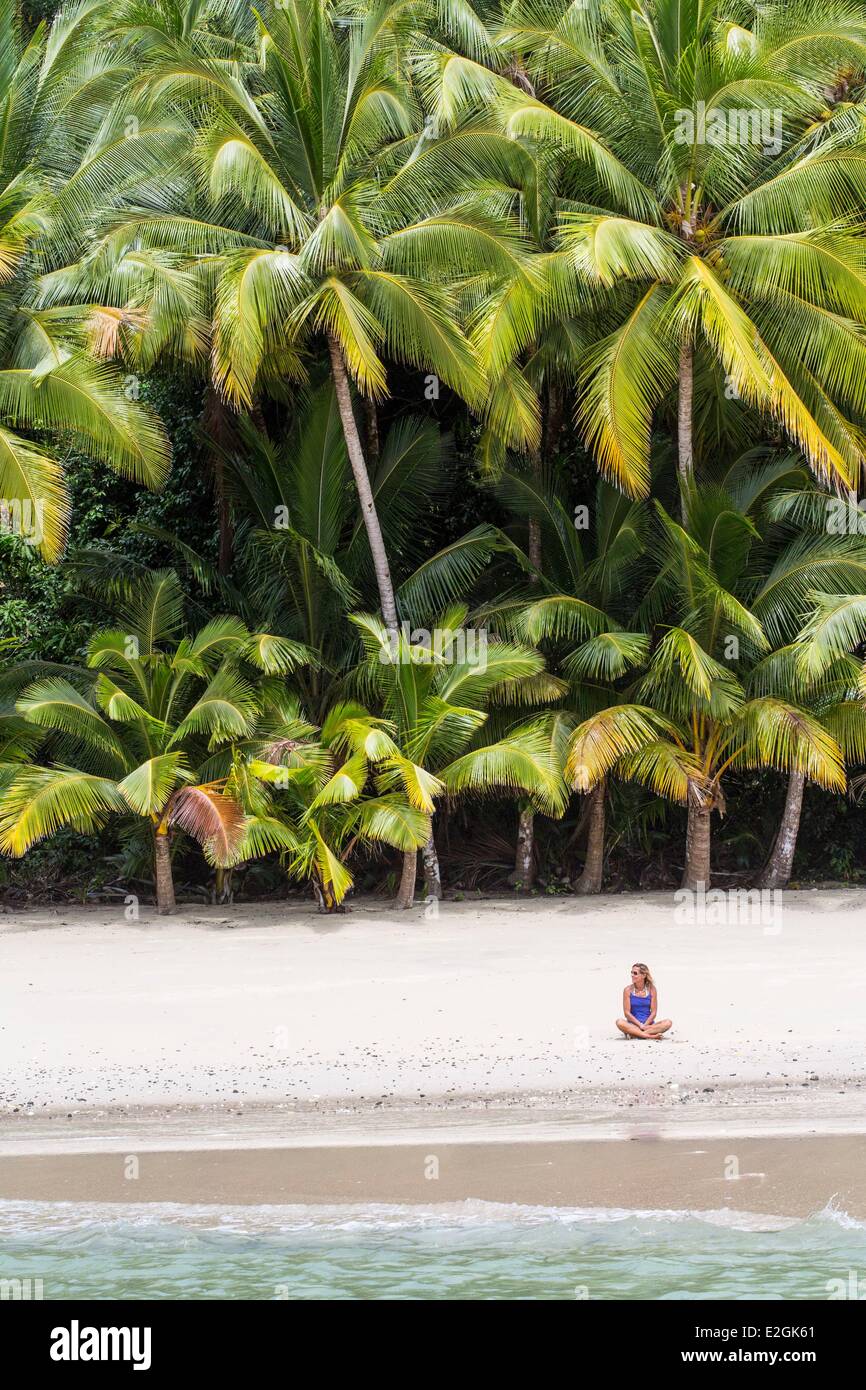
xmin=756 ymin=583 xmax=866 ymax=885
xmin=566 ymin=473 xmax=856 ymax=889
xmin=748 ymin=644 xmax=866 ymax=887
xmin=430 ymin=0 xmax=866 ymax=499
xmin=0 ymin=571 xmax=308 ymax=910
xmin=474 ymin=215 xmax=585 ymax=886
xmin=71 ymin=0 xmax=547 ymax=629
xmin=133 ymin=383 xmax=540 ymax=898
xmin=32 ymin=0 xmax=258 ymax=573
xmin=488 ymin=469 xmax=650 ymax=890
xmin=349 ymin=608 xmax=565 ymax=905
xmin=521 ymin=618 xmax=652 ymax=896
xmin=234 ymin=696 xmax=431 ymax=910
xmin=0 ymin=0 xmax=170 ymax=561
xmin=218 ymin=382 xmax=458 ymax=717
xmin=745 ymin=472 xmax=866 ymax=884
xmin=112 ymin=380 xmax=519 ymax=725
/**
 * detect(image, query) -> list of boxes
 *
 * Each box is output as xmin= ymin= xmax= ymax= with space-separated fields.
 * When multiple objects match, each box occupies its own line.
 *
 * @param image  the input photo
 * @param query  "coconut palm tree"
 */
xmin=519 ymin=609 xmax=653 ymax=895
xmin=746 ymin=643 xmax=866 ymax=887
xmin=486 ymin=468 xmax=650 ymax=890
xmin=470 ymin=178 xmax=586 ymax=885
xmin=565 ymin=470 xmax=858 ymax=888
xmin=564 ymin=633 xmax=848 ymax=893
xmin=108 ymin=379 xmax=521 ymax=728
xmin=0 ymin=570 xmax=311 ymax=910
xmin=742 ymin=471 xmax=866 ymax=884
xmin=749 ymin=581 xmax=866 ymax=885
xmin=64 ymin=0 xmax=549 ymax=630
xmin=427 ymin=0 xmax=866 ymax=499
xmin=348 ymin=607 xmax=566 ymax=905
xmin=230 ymin=696 xmax=431 ymax=910
xmin=31 ymin=0 xmax=260 ymax=573
xmin=0 ymin=0 xmax=171 ymax=561
xmin=218 ymin=382 xmax=459 ymax=716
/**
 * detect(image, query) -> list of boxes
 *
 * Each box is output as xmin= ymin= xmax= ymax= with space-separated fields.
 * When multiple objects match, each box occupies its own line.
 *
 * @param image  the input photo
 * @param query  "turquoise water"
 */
xmin=1 ymin=1201 xmax=864 ymax=1299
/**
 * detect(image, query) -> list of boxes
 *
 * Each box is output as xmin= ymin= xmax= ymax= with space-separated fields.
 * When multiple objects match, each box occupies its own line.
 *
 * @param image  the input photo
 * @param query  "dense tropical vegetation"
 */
xmin=4 ymin=0 xmax=866 ymax=910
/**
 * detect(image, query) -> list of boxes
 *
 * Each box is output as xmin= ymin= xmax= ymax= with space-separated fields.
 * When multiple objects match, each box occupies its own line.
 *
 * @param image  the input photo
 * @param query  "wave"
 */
xmin=1 ymin=1197 xmax=864 ymax=1299
xmin=0 ymin=1195 xmax=863 ymax=1237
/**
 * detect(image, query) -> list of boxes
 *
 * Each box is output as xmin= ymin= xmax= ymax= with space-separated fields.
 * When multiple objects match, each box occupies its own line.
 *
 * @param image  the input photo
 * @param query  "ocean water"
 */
xmin=1 ymin=1200 xmax=864 ymax=1300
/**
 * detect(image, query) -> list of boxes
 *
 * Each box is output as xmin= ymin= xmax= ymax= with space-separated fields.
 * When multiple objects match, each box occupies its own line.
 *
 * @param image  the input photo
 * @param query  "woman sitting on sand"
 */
xmin=616 ymin=963 xmax=672 ymax=1040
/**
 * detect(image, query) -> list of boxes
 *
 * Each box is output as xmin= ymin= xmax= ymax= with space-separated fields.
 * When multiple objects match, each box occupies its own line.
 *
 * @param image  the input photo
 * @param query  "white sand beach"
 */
xmin=2 ymin=891 xmax=865 ymax=1214
xmin=3 ymin=890 xmax=865 ymax=1110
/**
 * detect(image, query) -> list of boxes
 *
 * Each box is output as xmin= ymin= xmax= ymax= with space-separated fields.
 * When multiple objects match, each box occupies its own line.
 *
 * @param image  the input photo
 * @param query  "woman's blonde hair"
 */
xmin=632 ymin=962 xmax=654 ymax=990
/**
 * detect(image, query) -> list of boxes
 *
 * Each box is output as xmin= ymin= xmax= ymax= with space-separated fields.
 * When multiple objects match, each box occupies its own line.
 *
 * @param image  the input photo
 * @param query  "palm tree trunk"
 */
xmin=759 ymin=770 xmax=804 ymax=889
xmin=312 ymin=876 xmax=339 ymax=913
xmin=510 ymin=384 xmax=565 ymax=890
xmin=213 ymin=866 xmax=234 ymax=904
xmin=514 ymin=394 xmax=556 ymax=889
xmin=217 ymin=491 xmax=233 ymax=576
xmin=522 ymin=506 xmax=541 ymax=888
xmin=326 ymin=333 xmax=398 ymax=629
xmin=678 ymin=340 xmax=694 ymax=501
xmin=422 ymin=827 xmax=442 ymax=899
xmin=154 ymin=830 xmax=175 ymax=915
xmin=544 ymin=382 xmax=564 ymax=461
xmin=510 ymin=805 xmax=536 ymax=889
xmin=203 ymin=383 xmax=235 ymax=576
xmin=681 ymin=802 xmax=711 ymax=891
xmin=396 ymin=848 xmax=417 ymax=909
xmin=574 ymin=780 xmax=606 ymax=894
xmin=363 ymin=396 xmax=380 ymax=467
xmin=528 ymin=516 xmax=542 ymax=569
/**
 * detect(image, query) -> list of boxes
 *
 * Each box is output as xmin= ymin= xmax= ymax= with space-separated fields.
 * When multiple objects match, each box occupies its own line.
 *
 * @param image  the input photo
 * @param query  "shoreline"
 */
xmin=2 ymin=1075 xmax=866 ymax=1144
xmin=0 ymin=1130 xmax=863 ymax=1219
xmin=2 ymin=1086 xmax=865 ymax=1217
xmin=3 ymin=894 xmax=866 ymax=1217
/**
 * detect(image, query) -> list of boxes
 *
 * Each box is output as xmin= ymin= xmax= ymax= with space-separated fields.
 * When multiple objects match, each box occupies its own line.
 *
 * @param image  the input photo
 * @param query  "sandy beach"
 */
xmin=2 ymin=891 xmax=865 ymax=1215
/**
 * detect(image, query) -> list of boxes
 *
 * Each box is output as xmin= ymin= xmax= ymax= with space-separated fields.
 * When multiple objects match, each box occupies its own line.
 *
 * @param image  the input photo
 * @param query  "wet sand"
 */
xmin=0 ymin=1132 xmax=863 ymax=1220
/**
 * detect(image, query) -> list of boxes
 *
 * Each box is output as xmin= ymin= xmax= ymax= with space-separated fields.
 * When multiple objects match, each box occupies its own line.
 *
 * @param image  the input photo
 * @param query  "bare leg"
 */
xmin=643 ymin=1019 xmax=672 ymax=1040
xmin=616 ymin=1018 xmax=651 ymax=1039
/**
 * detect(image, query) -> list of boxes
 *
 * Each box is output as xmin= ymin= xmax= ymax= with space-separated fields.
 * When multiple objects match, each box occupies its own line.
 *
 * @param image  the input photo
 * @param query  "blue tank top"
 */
xmin=630 ymin=990 xmax=652 ymax=1023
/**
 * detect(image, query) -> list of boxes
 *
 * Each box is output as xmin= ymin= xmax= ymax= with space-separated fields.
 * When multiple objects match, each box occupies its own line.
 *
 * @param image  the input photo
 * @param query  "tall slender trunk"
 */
xmin=326 ymin=332 xmax=398 ymax=629
xmin=217 ymin=490 xmax=233 ymax=576
xmin=512 ymin=388 xmax=558 ymax=890
xmin=527 ymin=392 xmax=552 ymax=581
xmin=759 ymin=770 xmax=804 ymax=889
xmin=363 ymin=396 xmax=380 ymax=467
xmin=510 ymin=805 xmax=535 ymax=889
xmin=544 ymin=382 xmax=564 ymax=462
xmin=678 ymin=340 xmax=694 ymax=506
xmin=396 ymin=848 xmax=417 ymax=909
xmin=203 ymin=383 xmax=235 ymax=576
xmin=528 ymin=516 xmax=542 ymax=570
xmin=681 ymin=802 xmax=711 ymax=891
xmin=574 ymin=780 xmax=606 ymax=894
xmin=422 ymin=826 xmax=442 ymax=900
xmin=154 ymin=830 xmax=175 ymax=915
xmin=514 ymin=487 xmax=540 ymax=886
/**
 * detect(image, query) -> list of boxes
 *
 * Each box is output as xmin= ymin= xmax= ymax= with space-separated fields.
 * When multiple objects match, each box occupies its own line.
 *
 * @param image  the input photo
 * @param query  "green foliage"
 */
xmin=4 ymin=0 xmax=866 ymax=903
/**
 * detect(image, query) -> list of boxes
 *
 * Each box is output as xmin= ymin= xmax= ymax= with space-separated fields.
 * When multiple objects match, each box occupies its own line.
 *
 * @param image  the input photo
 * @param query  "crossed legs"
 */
xmin=615 ymin=1018 xmax=672 ymax=1040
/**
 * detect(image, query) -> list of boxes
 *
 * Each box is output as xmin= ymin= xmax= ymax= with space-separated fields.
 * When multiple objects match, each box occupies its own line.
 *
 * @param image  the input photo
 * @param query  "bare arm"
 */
xmin=646 ymin=986 xmax=657 ymax=1026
